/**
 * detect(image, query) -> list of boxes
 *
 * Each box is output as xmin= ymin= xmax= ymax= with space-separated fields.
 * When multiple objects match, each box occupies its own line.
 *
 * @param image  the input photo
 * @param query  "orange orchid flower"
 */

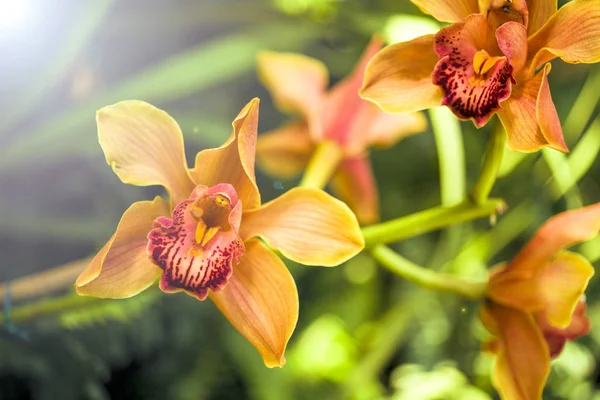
xmin=256 ymin=37 xmax=426 ymax=224
xmin=360 ymin=0 xmax=600 ymax=152
xmin=480 ymin=203 xmax=600 ymax=399
xmin=74 ymin=98 xmax=364 ymax=367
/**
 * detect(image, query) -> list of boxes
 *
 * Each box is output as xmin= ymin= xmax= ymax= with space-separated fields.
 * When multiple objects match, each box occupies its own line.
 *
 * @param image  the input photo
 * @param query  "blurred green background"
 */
xmin=1 ymin=0 xmax=600 ymax=399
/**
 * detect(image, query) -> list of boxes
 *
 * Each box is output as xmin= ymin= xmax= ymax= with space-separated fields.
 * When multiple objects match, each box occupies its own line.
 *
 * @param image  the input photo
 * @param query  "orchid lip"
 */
xmin=146 ymin=183 xmax=244 ymax=301
xmin=432 ymin=15 xmax=516 ymax=127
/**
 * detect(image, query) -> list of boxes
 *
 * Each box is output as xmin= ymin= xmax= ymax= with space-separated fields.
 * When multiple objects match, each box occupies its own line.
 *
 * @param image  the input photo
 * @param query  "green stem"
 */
xmin=429 ymin=107 xmax=466 ymax=205
xmin=470 ymin=121 xmax=506 ymax=205
xmin=370 ymin=245 xmax=487 ymax=299
xmin=0 ymin=292 xmax=99 ymax=325
xmin=361 ymin=198 xmax=505 ymax=247
xmin=299 ymin=140 xmax=343 ymax=189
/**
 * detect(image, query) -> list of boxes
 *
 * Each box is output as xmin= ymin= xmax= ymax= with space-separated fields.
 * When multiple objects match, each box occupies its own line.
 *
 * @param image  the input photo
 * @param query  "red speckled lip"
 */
xmin=432 ymin=14 xmax=515 ymax=127
xmin=146 ymin=183 xmax=244 ymax=301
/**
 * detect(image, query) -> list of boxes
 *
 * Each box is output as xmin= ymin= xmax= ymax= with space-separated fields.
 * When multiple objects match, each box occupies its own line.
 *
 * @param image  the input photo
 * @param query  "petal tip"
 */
xmin=264 ymin=354 xmax=287 ymax=368
xmin=550 ymin=141 xmax=569 ymax=154
xmin=235 ymin=98 xmax=261 ymax=123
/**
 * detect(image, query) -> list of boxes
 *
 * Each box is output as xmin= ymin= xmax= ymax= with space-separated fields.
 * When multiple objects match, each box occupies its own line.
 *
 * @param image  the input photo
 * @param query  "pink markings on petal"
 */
xmin=432 ymin=14 xmax=515 ymax=127
xmin=146 ymin=183 xmax=244 ymax=301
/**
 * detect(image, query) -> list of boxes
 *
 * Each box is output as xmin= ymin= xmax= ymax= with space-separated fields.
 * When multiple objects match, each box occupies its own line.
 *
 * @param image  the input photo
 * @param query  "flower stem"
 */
xmin=0 ymin=292 xmax=99 ymax=325
xmin=470 ymin=121 xmax=506 ymax=205
xmin=370 ymin=244 xmax=487 ymax=299
xmin=429 ymin=107 xmax=466 ymax=205
xmin=361 ymin=198 xmax=506 ymax=247
xmin=299 ymin=140 xmax=343 ymax=189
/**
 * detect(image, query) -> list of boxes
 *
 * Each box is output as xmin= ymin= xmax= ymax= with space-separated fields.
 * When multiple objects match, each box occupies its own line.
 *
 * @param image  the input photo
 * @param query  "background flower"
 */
xmin=256 ymin=37 xmax=426 ymax=223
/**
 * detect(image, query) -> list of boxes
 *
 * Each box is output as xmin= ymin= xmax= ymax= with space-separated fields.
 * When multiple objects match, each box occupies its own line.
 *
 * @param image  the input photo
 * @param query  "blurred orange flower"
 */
xmin=256 ymin=37 xmax=426 ymax=224
xmin=360 ymin=0 xmax=600 ymax=152
xmin=74 ymin=99 xmax=364 ymax=367
xmin=480 ymin=203 xmax=600 ymax=399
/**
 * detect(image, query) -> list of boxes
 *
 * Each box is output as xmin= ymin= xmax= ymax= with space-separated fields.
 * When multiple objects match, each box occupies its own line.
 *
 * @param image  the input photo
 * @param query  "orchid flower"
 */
xmin=360 ymin=0 xmax=600 ymax=152
xmin=256 ymin=37 xmax=426 ymax=224
xmin=480 ymin=203 xmax=600 ymax=399
xmin=74 ymin=98 xmax=364 ymax=367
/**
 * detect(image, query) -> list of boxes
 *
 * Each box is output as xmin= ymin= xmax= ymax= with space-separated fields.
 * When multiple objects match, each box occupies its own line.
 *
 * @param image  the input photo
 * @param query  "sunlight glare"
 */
xmin=0 ymin=0 xmax=36 ymax=33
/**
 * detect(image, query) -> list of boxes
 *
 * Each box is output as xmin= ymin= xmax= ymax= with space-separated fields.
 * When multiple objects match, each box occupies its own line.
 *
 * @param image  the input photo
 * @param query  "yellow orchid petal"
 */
xmin=411 ymin=0 xmax=479 ymax=23
xmin=210 ymin=239 xmax=298 ymax=368
xmin=488 ymin=251 xmax=593 ymax=327
xmin=344 ymin=104 xmax=427 ymax=156
xmin=539 ymin=251 xmax=594 ymax=329
xmin=537 ymin=298 xmax=591 ymax=358
xmin=508 ymin=202 xmax=600 ymax=273
xmin=240 ymin=187 xmax=364 ymax=266
xmin=560 ymin=298 xmax=591 ymax=340
xmin=479 ymin=302 xmax=500 ymax=336
xmin=527 ymin=0 xmax=557 ymax=35
xmin=528 ymin=0 xmax=600 ymax=71
xmin=498 ymin=63 xmax=567 ymax=153
xmin=97 ymin=101 xmax=195 ymax=206
xmin=256 ymin=121 xmax=314 ymax=179
xmin=75 ymin=197 xmax=169 ymax=298
xmin=257 ymin=51 xmax=328 ymax=138
xmin=191 ymin=98 xmax=261 ymax=209
xmin=487 ymin=303 xmax=550 ymax=400
xmin=330 ymin=156 xmax=379 ymax=225
xmin=535 ymin=298 xmax=591 ymax=359
xmin=359 ymin=34 xmax=443 ymax=114
xmin=487 ymin=274 xmax=546 ymax=314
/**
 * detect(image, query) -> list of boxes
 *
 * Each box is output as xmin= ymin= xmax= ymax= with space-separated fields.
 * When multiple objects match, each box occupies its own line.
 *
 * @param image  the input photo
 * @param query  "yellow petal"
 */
xmin=210 ymin=239 xmax=298 ymax=368
xmin=191 ymin=98 xmax=261 ymax=209
xmin=539 ymin=251 xmax=594 ymax=329
xmin=256 ymin=121 xmax=315 ymax=179
xmin=527 ymin=0 xmax=557 ymax=35
xmin=498 ymin=63 xmax=567 ymax=153
xmin=97 ymin=101 xmax=195 ymax=206
xmin=528 ymin=0 xmax=600 ymax=72
xmin=75 ymin=197 xmax=169 ymax=298
xmin=479 ymin=302 xmax=500 ymax=336
xmin=257 ymin=51 xmax=328 ymax=138
xmin=488 ymin=251 xmax=593 ymax=327
xmin=359 ymin=35 xmax=443 ymax=114
xmin=508 ymin=202 xmax=600 ymax=273
xmin=411 ymin=0 xmax=479 ymax=23
xmin=240 ymin=187 xmax=364 ymax=266
xmin=330 ymin=156 xmax=379 ymax=225
xmin=487 ymin=303 xmax=550 ymax=400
